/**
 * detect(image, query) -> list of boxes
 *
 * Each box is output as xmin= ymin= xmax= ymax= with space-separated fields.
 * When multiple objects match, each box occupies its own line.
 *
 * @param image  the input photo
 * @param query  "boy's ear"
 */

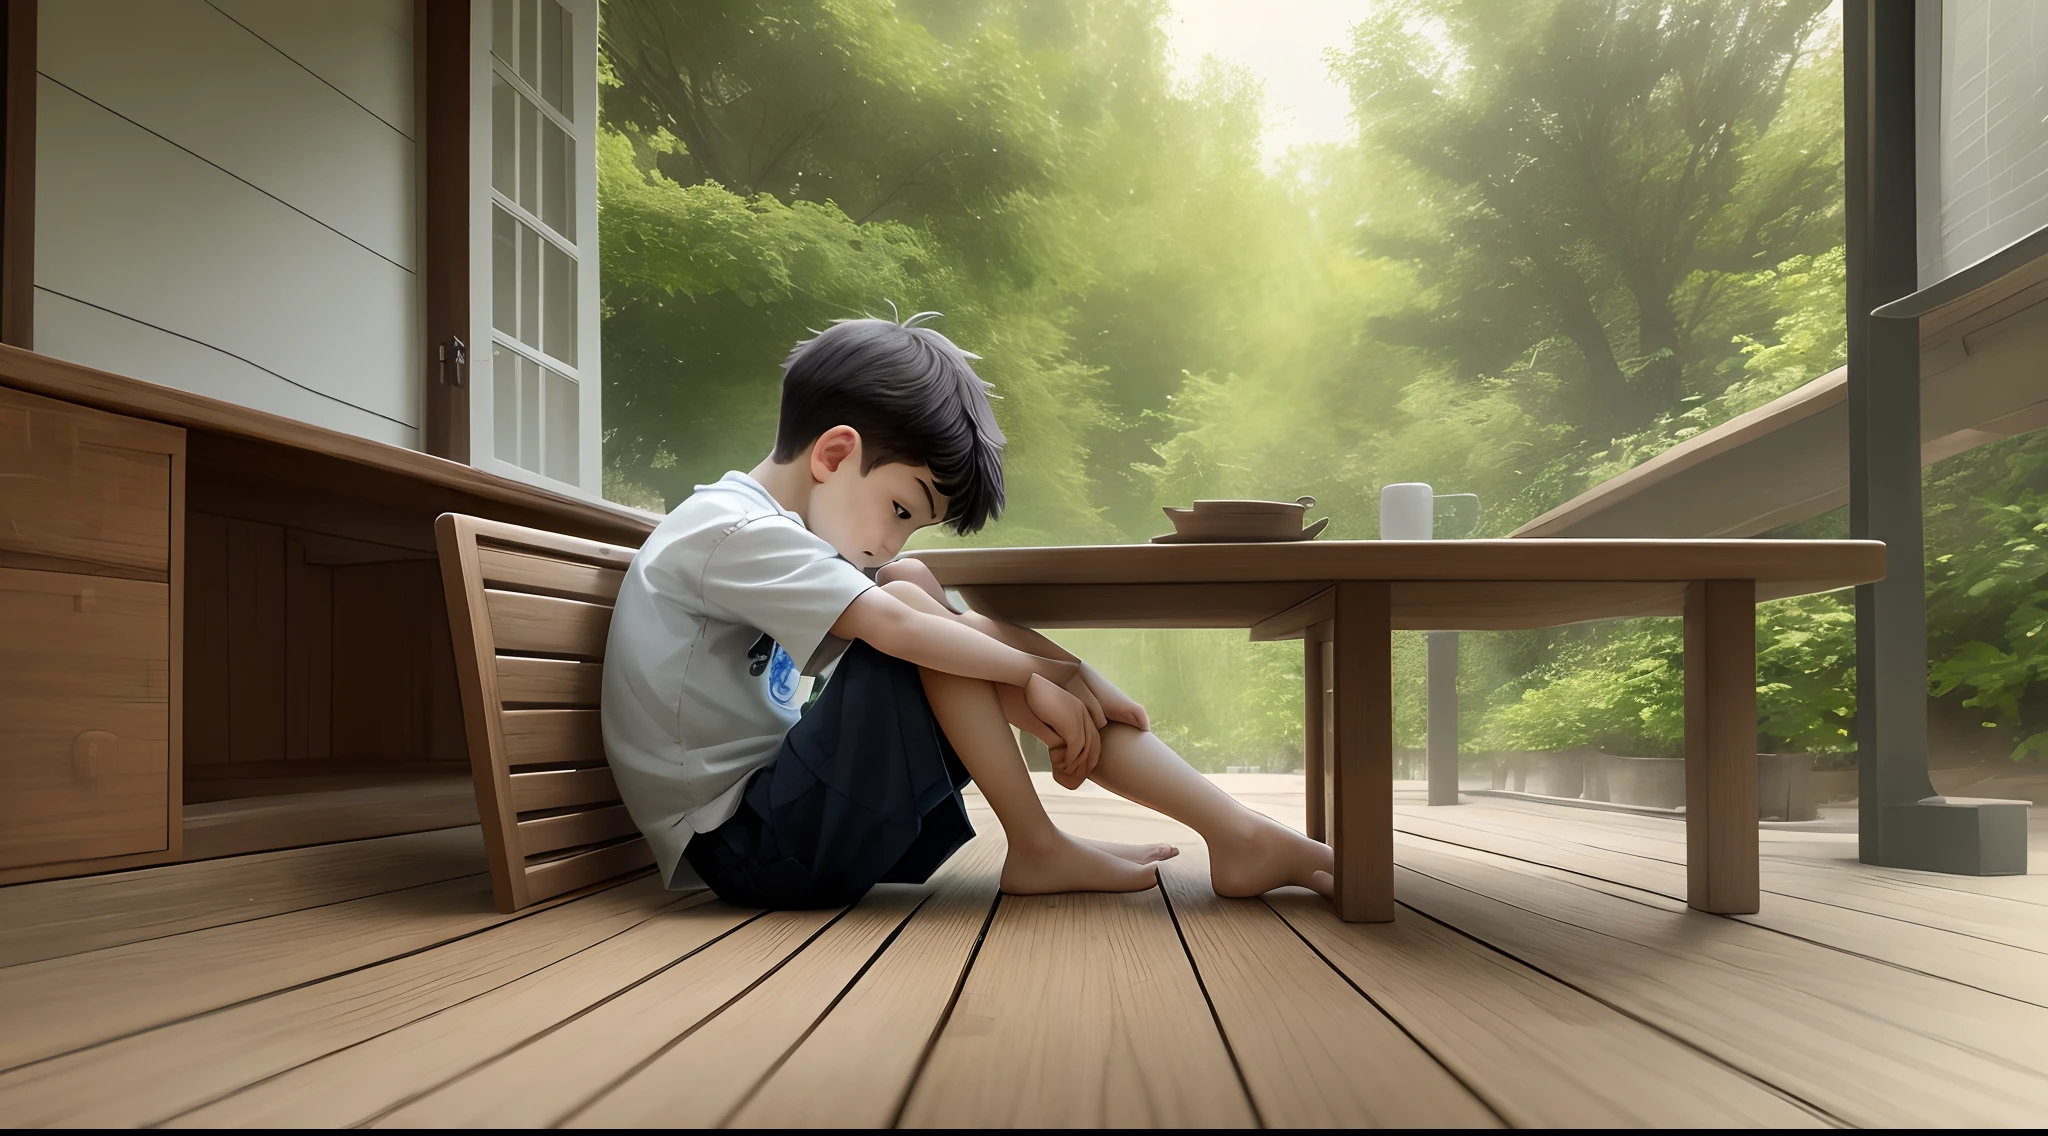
xmin=808 ymin=425 xmax=861 ymax=483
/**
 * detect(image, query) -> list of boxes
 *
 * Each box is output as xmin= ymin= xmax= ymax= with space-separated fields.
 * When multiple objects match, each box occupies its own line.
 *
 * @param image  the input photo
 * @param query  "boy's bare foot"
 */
xmin=1209 ymin=820 xmax=1336 ymax=900
xmin=1001 ymin=831 xmax=1159 ymax=895
xmin=1083 ymin=837 xmax=1180 ymax=865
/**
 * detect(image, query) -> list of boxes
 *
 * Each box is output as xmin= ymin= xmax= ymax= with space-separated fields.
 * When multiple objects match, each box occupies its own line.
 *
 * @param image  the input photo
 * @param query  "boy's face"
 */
xmin=805 ymin=426 xmax=950 ymax=569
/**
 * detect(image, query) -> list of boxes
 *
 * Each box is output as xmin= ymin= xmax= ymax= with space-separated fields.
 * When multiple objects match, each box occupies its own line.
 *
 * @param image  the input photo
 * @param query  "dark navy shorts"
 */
xmin=682 ymin=640 xmax=975 ymax=909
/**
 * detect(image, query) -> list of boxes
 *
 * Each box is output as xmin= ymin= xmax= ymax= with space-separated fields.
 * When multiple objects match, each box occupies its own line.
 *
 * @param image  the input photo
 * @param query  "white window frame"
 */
xmin=468 ymin=0 xmax=601 ymax=496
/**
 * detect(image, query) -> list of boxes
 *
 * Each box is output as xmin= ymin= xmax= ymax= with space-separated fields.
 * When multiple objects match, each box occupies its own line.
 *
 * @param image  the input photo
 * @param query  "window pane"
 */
xmin=544 ymin=241 xmax=576 ymax=363
xmin=520 ymin=225 xmax=541 ymax=349
xmin=519 ymin=354 xmax=542 ymax=473
xmin=492 ymin=0 xmax=514 ymax=66
xmin=543 ymin=117 xmax=572 ymax=238
xmin=492 ymin=207 xmax=517 ymax=335
xmin=491 ymin=77 xmax=517 ymax=200
xmin=542 ymin=0 xmax=569 ymax=117
xmin=493 ymin=344 xmax=519 ymax=464
xmin=545 ymin=367 xmax=578 ymax=483
xmin=520 ymin=0 xmax=539 ymax=88
xmin=518 ymin=97 xmax=538 ymax=215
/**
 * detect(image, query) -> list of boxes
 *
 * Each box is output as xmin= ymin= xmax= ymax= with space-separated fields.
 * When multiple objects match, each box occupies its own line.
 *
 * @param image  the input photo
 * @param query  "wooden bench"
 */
xmin=435 ymin=514 xmax=654 ymax=912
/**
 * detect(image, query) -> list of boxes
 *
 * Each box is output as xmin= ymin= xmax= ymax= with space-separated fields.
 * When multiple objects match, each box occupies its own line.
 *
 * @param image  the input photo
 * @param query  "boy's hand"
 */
xmin=1025 ymin=673 xmax=1100 ymax=784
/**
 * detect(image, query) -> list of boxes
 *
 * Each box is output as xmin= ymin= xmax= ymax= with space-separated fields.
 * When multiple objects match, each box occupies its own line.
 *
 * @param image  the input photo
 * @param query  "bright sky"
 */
xmin=1164 ymin=0 xmax=1367 ymax=166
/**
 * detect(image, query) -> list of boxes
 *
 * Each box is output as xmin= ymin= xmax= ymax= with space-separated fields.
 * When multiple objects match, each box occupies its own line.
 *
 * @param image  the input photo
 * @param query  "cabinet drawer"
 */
xmin=0 ymin=384 xmax=180 ymax=577
xmin=0 ymin=569 xmax=170 ymax=869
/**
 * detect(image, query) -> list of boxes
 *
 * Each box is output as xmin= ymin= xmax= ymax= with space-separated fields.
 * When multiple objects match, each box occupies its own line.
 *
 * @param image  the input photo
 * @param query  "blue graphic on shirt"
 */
xmin=766 ymin=643 xmax=799 ymax=708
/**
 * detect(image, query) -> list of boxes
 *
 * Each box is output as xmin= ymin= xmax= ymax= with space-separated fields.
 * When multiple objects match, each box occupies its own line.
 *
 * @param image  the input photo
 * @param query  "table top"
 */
xmin=915 ymin=539 xmax=1886 ymax=633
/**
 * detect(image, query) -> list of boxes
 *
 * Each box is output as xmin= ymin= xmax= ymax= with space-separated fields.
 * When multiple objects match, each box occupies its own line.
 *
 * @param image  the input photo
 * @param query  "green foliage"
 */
xmin=1927 ymin=434 xmax=2048 ymax=759
xmin=593 ymin=1 xmax=2039 ymax=771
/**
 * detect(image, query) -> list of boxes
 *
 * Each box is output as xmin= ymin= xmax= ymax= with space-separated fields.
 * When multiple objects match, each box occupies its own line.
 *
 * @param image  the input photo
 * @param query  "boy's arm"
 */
xmin=831 ymin=586 xmax=1079 ymax=689
xmin=879 ymin=559 xmax=1150 ymax=732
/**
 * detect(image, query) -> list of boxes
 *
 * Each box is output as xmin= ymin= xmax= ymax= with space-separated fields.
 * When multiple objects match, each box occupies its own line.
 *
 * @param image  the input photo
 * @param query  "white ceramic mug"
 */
xmin=1379 ymin=483 xmax=1481 ymax=540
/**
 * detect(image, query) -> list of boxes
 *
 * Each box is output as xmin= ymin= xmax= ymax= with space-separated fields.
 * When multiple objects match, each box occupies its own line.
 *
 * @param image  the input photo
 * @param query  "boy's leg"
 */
xmin=1085 ymin=723 xmax=1335 ymax=898
xmin=918 ymin=666 xmax=1158 ymax=895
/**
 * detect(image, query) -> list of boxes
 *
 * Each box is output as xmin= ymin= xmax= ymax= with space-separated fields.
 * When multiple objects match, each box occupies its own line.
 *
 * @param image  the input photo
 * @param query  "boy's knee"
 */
xmin=880 ymin=578 xmax=937 ymax=608
xmin=876 ymin=557 xmax=932 ymax=587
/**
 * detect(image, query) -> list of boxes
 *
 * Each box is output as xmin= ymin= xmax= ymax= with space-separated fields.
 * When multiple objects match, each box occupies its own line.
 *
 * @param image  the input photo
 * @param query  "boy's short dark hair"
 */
xmin=773 ymin=313 xmax=1006 ymax=534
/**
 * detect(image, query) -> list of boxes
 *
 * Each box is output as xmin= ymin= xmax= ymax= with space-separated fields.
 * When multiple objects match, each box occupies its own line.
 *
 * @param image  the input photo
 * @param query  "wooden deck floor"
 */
xmin=3 ymin=776 xmax=2046 ymax=1128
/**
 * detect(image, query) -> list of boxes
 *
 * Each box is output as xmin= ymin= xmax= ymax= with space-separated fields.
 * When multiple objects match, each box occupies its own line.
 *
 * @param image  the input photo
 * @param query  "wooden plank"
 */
xmin=374 ymin=907 xmax=841 ymax=1127
xmin=1393 ymin=837 xmax=2048 ymax=1126
xmin=727 ymin=837 xmax=1005 ymax=1129
xmin=1267 ymin=890 xmax=1820 ymax=1127
xmin=477 ymin=544 xmax=625 ymax=604
xmin=1157 ymin=850 xmax=1497 ymax=1127
xmin=918 ymin=538 xmax=1885 ymax=594
xmin=509 ymin=764 xmax=619 ymax=812
xmin=568 ymin=889 xmax=930 ymax=1127
xmin=435 ymin=513 xmax=527 ymax=911
xmin=166 ymin=892 xmax=746 ymax=1129
xmin=487 ymin=588 xmax=610 ymax=657
xmin=0 ymin=872 xmax=535 ymax=1071
xmin=496 ymin=655 xmax=602 ymax=706
xmin=224 ymin=517 xmax=287 ymax=762
xmin=0 ymin=827 xmax=484 ymax=968
xmin=900 ymin=887 xmax=1256 ymax=1127
xmin=0 ymin=0 xmax=34 ymax=349
xmin=1330 ymin=581 xmax=1392 ymax=922
xmin=516 ymin=803 xmax=637 ymax=858
xmin=1390 ymin=804 xmax=2048 ymax=1005
xmin=501 ymin=708 xmax=603 ymax=766
xmin=1685 ymin=578 xmax=1759 ymax=913
xmin=282 ymin=534 xmax=334 ymax=762
xmin=181 ymin=510 xmax=230 ymax=766
xmin=0 ymin=879 xmax=688 ymax=1128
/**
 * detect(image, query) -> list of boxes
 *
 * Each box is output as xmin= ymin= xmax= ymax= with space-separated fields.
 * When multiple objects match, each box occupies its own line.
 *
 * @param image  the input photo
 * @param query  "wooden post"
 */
xmin=1330 ymin=581 xmax=1393 ymax=922
xmin=1684 ymin=578 xmax=1760 ymax=913
xmin=1303 ymin=630 xmax=1325 ymax=842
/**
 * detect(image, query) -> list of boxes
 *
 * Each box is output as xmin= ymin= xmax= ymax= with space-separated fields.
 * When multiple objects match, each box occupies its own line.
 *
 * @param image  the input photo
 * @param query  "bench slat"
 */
xmin=487 ymin=590 xmax=610 ymax=658
xmin=501 ymin=709 xmax=603 ymax=766
xmin=497 ymin=657 xmax=603 ymax=707
xmin=523 ymin=836 xmax=657 ymax=902
xmin=518 ymin=803 xmax=640 ymax=858
xmin=509 ymin=765 xmax=621 ymax=813
xmin=478 ymin=545 xmax=627 ymax=604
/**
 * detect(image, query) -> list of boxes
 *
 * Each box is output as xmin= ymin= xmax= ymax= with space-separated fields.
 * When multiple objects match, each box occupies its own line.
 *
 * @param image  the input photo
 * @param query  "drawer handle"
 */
xmin=73 ymin=730 xmax=118 ymax=786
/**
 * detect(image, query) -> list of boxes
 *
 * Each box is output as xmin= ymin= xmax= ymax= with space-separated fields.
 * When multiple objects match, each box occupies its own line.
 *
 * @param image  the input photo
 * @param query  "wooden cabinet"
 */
xmin=0 ymin=385 xmax=182 ymax=883
xmin=0 ymin=571 xmax=172 ymax=867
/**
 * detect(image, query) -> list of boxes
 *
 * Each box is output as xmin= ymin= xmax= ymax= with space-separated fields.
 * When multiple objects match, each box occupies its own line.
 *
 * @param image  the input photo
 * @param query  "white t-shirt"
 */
xmin=601 ymin=472 xmax=876 ymax=888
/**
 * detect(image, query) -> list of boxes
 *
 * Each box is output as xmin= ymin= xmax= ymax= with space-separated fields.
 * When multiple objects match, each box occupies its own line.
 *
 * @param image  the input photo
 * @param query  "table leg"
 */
xmin=1330 ymin=582 xmax=1394 ymax=922
xmin=1685 ymin=579 xmax=1760 ymax=914
xmin=1303 ymin=631 xmax=1326 ymax=842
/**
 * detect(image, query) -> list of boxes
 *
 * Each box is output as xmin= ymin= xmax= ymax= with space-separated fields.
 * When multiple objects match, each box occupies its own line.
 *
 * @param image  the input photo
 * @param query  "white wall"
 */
xmin=34 ymin=0 xmax=421 ymax=449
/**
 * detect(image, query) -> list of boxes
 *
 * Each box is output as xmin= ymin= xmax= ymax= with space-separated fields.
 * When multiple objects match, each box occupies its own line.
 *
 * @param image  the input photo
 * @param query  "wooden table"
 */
xmin=915 ymin=539 xmax=1886 ymax=922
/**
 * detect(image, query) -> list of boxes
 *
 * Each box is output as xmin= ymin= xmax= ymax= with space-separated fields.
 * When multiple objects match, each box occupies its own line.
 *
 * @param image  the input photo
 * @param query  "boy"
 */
xmin=602 ymin=313 xmax=1334 ymax=907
